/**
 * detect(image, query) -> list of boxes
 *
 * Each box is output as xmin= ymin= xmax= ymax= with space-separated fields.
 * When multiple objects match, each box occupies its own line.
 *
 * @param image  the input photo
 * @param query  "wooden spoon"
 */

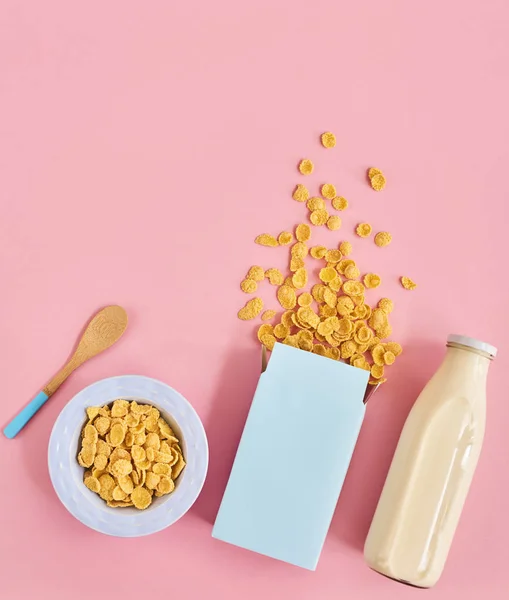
xmin=3 ymin=305 xmax=128 ymax=439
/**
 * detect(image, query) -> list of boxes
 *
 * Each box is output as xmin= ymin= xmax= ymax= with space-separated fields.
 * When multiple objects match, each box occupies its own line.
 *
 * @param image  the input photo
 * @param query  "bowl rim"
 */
xmin=48 ymin=374 xmax=208 ymax=537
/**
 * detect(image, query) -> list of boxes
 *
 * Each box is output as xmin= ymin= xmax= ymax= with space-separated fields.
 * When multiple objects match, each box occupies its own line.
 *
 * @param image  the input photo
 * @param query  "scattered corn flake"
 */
xmin=374 ymin=231 xmax=392 ymax=247
xmin=337 ymin=259 xmax=355 ymax=274
xmin=341 ymin=340 xmax=357 ymax=359
xmin=238 ymin=297 xmax=264 ymax=320
xmin=339 ymin=241 xmax=352 ymax=256
xmin=310 ymin=209 xmax=329 ymax=226
xmin=274 ymin=323 xmax=289 ymax=339
xmin=401 ymin=276 xmax=417 ymax=290
xmin=311 ymin=284 xmax=327 ymax=303
xmin=292 ymin=184 xmax=309 ymax=202
xmin=327 ymin=215 xmax=342 ymax=231
xmin=292 ymin=267 xmax=308 ymax=289
xmin=377 ymin=323 xmax=393 ymax=339
xmin=290 ymin=256 xmax=305 ymax=272
xmin=378 ymin=298 xmax=394 ymax=313
xmin=364 ymin=273 xmax=382 ymax=289
xmin=321 ymin=132 xmax=336 ymax=148
xmin=370 ymin=173 xmax=386 ymax=191
xmin=131 ymin=486 xmax=152 ymax=510
xmin=384 ymin=351 xmax=396 ymax=365
xmin=278 ymin=231 xmax=294 ymax=245
xmin=284 ymin=276 xmax=295 ymax=287
xmin=296 ymin=223 xmax=311 ymax=242
xmin=291 ymin=242 xmax=308 ymax=259
xmin=319 ymin=266 xmax=337 ymax=283
xmin=356 ymin=223 xmax=372 ymax=238
xmin=342 ymin=281 xmax=365 ymax=296
xmin=368 ymin=167 xmax=383 ymax=179
xmin=323 ymin=287 xmax=337 ymax=308
xmin=344 ymin=264 xmax=360 ymax=280
xmin=257 ymin=323 xmax=274 ymax=342
xmin=329 ymin=277 xmax=343 ymax=292
xmin=321 ymin=184 xmax=336 ymax=200
xmin=307 ymin=197 xmax=326 ymax=211
xmin=281 ymin=310 xmax=295 ymax=329
xmin=298 ymin=159 xmax=314 ymax=175
xmin=265 ymin=268 xmax=284 ymax=285
xmin=283 ymin=334 xmax=300 ymax=348
xmin=386 ymin=341 xmax=402 ymax=356
xmin=354 ymin=325 xmax=373 ymax=345
xmin=277 ymin=285 xmax=297 ymax=310
xmin=332 ymin=196 xmax=348 ymax=211
xmin=326 ymin=347 xmax=340 ymax=360
xmin=255 ymin=233 xmax=279 ymax=247
xmin=313 ymin=344 xmax=327 ymax=356
xmin=297 ymin=292 xmax=313 ymax=307
xmin=261 ymin=334 xmax=277 ymax=351
xmin=325 ymin=249 xmax=342 ymax=263
xmin=371 ymin=364 xmax=385 ymax=379
xmin=337 ymin=295 xmax=354 ymax=315
xmin=310 ymin=245 xmax=327 ymax=259
xmin=240 ymin=278 xmax=257 ymax=293
xmin=247 ymin=266 xmax=265 ymax=282
xmin=261 ymin=310 xmax=276 ymax=321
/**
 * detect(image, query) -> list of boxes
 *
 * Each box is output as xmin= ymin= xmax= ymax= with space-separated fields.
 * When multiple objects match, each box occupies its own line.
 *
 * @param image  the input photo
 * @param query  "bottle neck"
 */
xmin=444 ymin=343 xmax=491 ymax=389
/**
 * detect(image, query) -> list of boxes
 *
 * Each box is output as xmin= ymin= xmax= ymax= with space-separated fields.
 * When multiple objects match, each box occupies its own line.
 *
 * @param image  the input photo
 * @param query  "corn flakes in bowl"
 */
xmin=48 ymin=375 xmax=208 ymax=537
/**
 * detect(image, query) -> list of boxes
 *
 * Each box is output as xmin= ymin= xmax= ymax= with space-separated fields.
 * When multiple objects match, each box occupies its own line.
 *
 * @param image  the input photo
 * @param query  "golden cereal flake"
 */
xmin=310 ymin=245 xmax=327 ymax=259
xmin=378 ymin=298 xmax=394 ymax=313
xmin=265 ymin=268 xmax=284 ymax=285
xmin=297 ymin=307 xmax=320 ymax=329
xmin=340 ymin=340 xmax=358 ymax=359
xmin=321 ymin=132 xmax=336 ymax=148
xmin=290 ymin=257 xmax=305 ymax=272
xmin=309 ymin=209 xmax=329 ymax=226
xmin=377 ymin=323 xmax=393 ymax=339
xmin=368 ymin=167 xmax=383 ymax=179
xmin=277 ymin=285 xmax=297 ymax=310
xmin=356 ymin=223 xmax=372 ymax=238
xmin=307 ymin=197 xmax=326 ymax=211
xmin=344 ymin=264 xmax=361 ymax=280
xmin=370 ymin=173 xmax=386 ymax=191
xmin=291 ymin=241 xmax=309 ymax=259
xmin=311 ymin=284 xmax=327 ymax=303
xmin=261 ymin=334 xmax=276 ymax=351
xmin=323 ymin=287 xmax=337 ymax=308
xmin=261 ymin=310 xmax=276 ymax=321
xmin=371 ymin=364 xmax=385 ymax=379
xmin=386 ymin=341 xmax=402 ymax=356
xmin=296 ymin=223 xmax=311 ymax=242
xmin=327 ymin=215 xmax=342 ymax=231
xmin=332 ymin=196 xmax=348 ymax=211
xmin=364 ymin=273 xmax=382 ymax=289
xmin=281 ymin=310 xmax=295 ymax=329
xmin=401 ymin=276 xmax=417 ymax=290
xmin=283 ymin=334 xmax=300 ymax=348
xmin=255 ymin=233 xmax=279 ymax=247
xmin=240 ymin=278 xmax=257 ymax=293
xmin=374 ymin=231 xmax=392 ymax=247
xmin=342 ymin=281 xmax=365 ymax=296
xmin=321 ymin=184 xmax=336 ymax=200
xmin=84 ymin=476 xmax=101 ymax=494
xmin=131 ymin=486 xmax=152 ymax=510
xmin=274 ymin=323 xmax=290 ymax=339
xmin=336 ymin=295 xmax=354 ymax=316
xmin=325 ymin=249 xmax=342 ymax=263
xmin=238 ymin=297 xmax=264 ymax=320
xmin=109 ymin=423 xmax=126 ymax=447
xmin=298 ymin=159 xmax=314 ymax=175
xmin=337 ymin=259 xmax=354 ymax=274
xmin=384 ymin=351 xmax=396 ymax=365
xmin=278 ymin=231 xmax=294 ymax=246
xmin=297 ymin=292 xmax=313 ymax=307
xmin=292 ymin=184 xmax=309 ymax=202
xmin=319 ymin=267 xmax=337 ymax=283
xmin=257 ymin=323 xmax=274 ymax=342
xmin=328 ymin=277 xmax=343 ymax=292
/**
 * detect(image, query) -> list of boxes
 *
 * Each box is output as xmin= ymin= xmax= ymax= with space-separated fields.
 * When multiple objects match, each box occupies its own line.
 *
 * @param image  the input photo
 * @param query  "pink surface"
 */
xmin=1 ymin=1 xmax=508 ymax=598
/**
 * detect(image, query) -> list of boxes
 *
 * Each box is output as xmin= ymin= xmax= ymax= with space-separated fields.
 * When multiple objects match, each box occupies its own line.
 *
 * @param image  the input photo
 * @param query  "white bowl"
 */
xmin=48 ymin=375 xmax=208 ymax=537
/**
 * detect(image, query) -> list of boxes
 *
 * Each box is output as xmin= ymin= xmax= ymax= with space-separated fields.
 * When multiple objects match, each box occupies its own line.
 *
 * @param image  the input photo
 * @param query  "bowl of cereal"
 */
xmin=48 ymin=375 xmax=208 ymax=536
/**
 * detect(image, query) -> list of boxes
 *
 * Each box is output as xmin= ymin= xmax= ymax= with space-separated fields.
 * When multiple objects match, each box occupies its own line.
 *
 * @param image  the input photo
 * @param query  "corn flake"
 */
xmin=374 ymin=231 xmax=392 ymax=247
xmin=321 ymin=184 xmax=336 ymax=200
xmin=261 ymin=334 xmax=277 ymax=351
xmin=274 ymin=323 xmax=289 ymax=339
xmin=307 ymin=197 xmax=326 ymax=211
xmin=278 ymin=231 xmax=294 ymax=246
xmin=339 ymin=241 xmax=352 ymax=256
xmin=368 ymin=167 xmax=383 ymax=179
xmin=261 ymin=310 xmax=276 ymax=321
xmin=344 ymin=264 xmax=361 ymax=280
xmin=384 ymin=351 xmax=396 ymax=365
xmin=310 ymin=245 xmax=327 ymax=259
xmin=298 ymin=159 xmax=314 ymax=175
xmin=292 ymin=184 xmax=309 ymax=202
xmin=277 ymin=285 xmax=297 ymax=310
xmin=386 ymin=341 xmax=402 ymax=356
xmin=327 ymin=215 xmax=341 ymax=230
xmin=319 ymin=267 xmax=337 ymax=283
xmin=321 ymin=132 xmax=336 ymax=148
xmin=296 ymin=223 xmax=311 ymax=242
xmin=370 ymin=173 xmax=386 ymax=191
xmin=298 ymin=292 xmax=313 ymax=307
xmin=240 ymin=278 xmax=257 ymax=293
xmin=265 ymin=268 xmax=284 ymax=285
xmin=364 ymin=273 xmax=381 ymax=289
xmin=255 ymin=233 xmax=279 ymax=247
xmin=238 ymin=297 xmax=264 ymax=320
xmin=309 ymin=209 xmax=329 ymax=226
xmin=401 ymin=276 xmax=417 ymax=290
xmin=356 ymin=223 xmax=372 ymax=238
xmin=378 ymin=298 xmax=394 ymax=314
xmin=332 ymin=197 xmax=348 ymax=211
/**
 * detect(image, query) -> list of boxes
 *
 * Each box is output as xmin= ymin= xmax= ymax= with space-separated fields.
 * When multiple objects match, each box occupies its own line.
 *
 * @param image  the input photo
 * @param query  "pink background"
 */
xmin=1 ymin=1 xmax=508 ymax=598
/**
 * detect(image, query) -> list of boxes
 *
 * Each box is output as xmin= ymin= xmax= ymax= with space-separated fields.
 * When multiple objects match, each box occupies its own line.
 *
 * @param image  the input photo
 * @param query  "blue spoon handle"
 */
xmin=3 ymin=391 xmax=49 ymax=438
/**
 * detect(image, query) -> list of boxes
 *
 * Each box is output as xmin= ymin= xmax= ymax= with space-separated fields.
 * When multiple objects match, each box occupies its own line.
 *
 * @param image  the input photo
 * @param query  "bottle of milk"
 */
xmin=364 ymin=334 xmax=497 ymax=588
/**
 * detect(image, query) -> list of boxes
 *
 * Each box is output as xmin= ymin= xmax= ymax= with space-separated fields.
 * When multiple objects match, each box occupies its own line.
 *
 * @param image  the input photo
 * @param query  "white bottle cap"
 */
xmin=447 ymin=334 xmax=497 ymax=358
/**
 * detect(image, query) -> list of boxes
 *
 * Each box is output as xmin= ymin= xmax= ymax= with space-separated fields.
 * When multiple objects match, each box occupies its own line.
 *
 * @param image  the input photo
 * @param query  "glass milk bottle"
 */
xmin=364 ymin=335 xmax=497 ymax=588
